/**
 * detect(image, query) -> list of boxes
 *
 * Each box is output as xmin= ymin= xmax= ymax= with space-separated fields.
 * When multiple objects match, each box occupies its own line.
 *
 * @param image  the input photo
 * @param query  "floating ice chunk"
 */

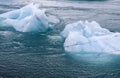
xmin=61 ymin=21 xmax=120 ymax=54
xmin=0 ymin=3 xmax=56 ymax=32
xmin=61 ymin=21 xmax=111 ymax=38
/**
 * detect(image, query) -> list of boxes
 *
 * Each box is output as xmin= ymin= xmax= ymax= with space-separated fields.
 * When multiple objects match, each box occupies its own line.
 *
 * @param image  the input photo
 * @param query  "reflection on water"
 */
xmin=67 ymin=52 xmax=120 ymax=64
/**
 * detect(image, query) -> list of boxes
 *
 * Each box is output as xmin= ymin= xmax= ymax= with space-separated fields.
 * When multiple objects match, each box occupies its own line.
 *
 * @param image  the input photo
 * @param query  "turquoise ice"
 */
xmin=61 ymin=21 xmax=120 ymax=54
xmin=0 ymin=3 xmax=55 ymax=32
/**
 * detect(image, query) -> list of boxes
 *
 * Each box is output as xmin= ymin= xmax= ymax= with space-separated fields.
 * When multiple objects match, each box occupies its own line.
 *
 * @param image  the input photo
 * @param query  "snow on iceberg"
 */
xmin=0 ymin=3 xmax=56 ymax=32
xmin=61 ymin=21 xmax=120 ymax=54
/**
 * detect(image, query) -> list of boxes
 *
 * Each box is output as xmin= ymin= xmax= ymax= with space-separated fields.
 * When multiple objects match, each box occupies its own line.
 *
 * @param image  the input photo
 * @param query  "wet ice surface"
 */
xmin=0 ymin=0 xmax=120 ymax=78
xmin=61 ymin=21 xmax=120 ymax=54
xmin=0 ymin=3 xmax=58 ymax=32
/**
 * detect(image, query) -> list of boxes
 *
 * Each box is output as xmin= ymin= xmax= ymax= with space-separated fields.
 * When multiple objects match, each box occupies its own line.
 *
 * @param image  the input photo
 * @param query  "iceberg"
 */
xmin=61 ymin=21 xmax=120 ymax=54
xmin=0 ymin=3 xmax=56 ymax=32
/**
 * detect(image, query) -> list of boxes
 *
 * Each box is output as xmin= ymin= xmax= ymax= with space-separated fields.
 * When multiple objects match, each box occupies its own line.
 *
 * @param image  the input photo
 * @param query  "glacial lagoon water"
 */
xmin=0 ymin=0 xmax=120 ymax=78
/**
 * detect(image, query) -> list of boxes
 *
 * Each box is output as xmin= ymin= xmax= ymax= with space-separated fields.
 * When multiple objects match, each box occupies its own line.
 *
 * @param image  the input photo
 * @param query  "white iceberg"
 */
xmin=61 ymin=21 xmax=120 ymax=54
xmin=0 ymin=3 xmax=56 ymax=32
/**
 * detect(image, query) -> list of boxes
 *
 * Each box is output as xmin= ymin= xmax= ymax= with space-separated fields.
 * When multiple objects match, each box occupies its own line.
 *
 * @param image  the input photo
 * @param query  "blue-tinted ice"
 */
xmin=61 ymin=21 xmax=120 ymax=54
xmin=0 ymin=3 xmax=55 ymax=32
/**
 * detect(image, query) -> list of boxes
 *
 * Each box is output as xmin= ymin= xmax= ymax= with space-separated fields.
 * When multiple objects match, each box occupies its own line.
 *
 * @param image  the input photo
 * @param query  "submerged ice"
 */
xmin=61 ymin=21 xmax=120 ymax=54
xmin=0 ymin=3 xmax=56 ymax=32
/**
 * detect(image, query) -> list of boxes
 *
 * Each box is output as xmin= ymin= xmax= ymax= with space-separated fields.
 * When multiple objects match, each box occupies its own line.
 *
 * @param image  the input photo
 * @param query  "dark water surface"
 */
xmin=0 ymin=0 xmax=120 ymax=78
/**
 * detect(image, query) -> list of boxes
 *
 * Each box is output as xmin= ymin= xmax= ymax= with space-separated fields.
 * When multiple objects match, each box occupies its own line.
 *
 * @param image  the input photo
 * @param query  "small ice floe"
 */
xmin=0 ymin=3 xmax=58 ymax=32
xmin=61 ymin=21 xmax=120 ymax=54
